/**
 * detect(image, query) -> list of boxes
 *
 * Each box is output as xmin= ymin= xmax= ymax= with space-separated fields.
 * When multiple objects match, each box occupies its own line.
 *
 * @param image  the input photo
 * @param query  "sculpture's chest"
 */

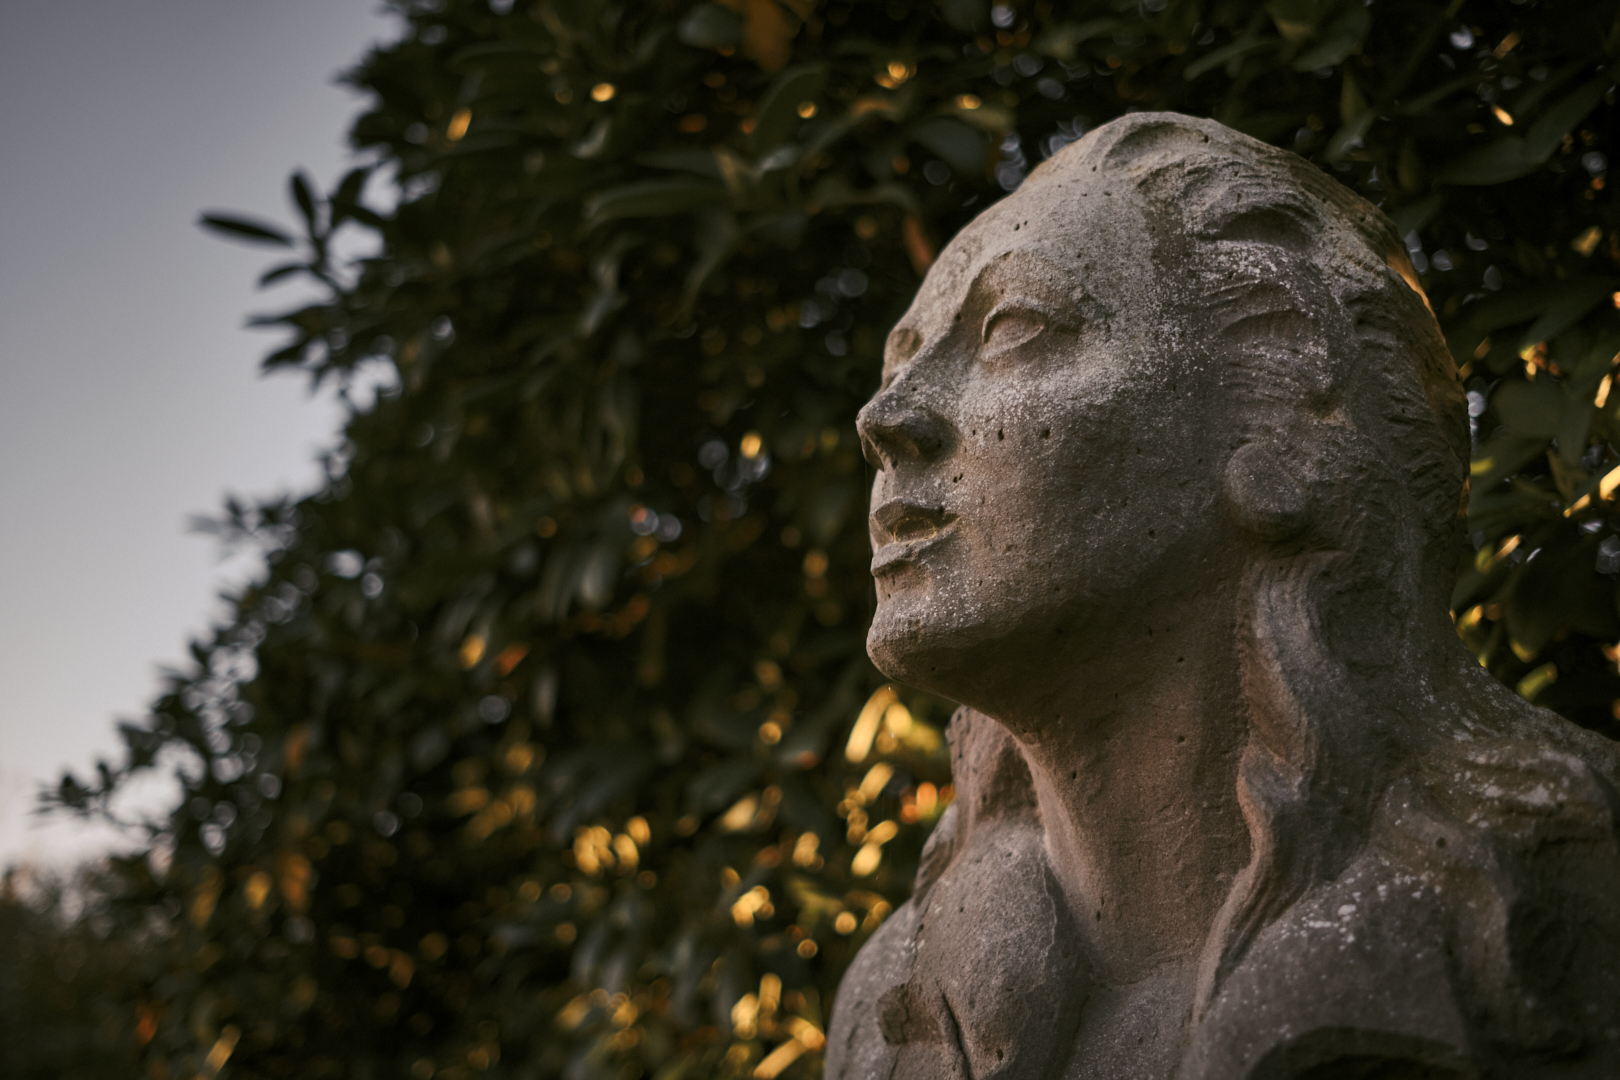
xmin=829 ymin=819 xmax=1192 ymax=1080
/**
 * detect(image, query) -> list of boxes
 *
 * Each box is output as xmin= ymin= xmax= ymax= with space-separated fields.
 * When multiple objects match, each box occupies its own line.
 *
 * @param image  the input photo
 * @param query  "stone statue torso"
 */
xmin=826 ymin=709 xmax=1620 ymax=1080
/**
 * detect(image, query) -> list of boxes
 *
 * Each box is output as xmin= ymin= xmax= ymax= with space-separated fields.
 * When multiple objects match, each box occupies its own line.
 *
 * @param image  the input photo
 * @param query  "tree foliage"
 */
xmin=17 ymin=0 xmax=1620 ymax=1077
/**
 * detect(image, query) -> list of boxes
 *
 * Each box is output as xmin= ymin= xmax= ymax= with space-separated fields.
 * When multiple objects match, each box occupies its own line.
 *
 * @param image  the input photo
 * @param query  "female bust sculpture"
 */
xmin=827 ymin=112 xmax=1620 ymax=1080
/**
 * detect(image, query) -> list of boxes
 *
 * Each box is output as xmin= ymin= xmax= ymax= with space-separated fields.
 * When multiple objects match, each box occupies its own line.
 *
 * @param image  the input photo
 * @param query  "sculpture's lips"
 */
xmin=870 ymin=499 xmax=957 ymax=575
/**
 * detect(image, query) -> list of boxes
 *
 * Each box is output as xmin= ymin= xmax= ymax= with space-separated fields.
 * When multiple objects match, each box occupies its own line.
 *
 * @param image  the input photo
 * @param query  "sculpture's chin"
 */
xmin=865 ymin=596 xmax=975 ymax=699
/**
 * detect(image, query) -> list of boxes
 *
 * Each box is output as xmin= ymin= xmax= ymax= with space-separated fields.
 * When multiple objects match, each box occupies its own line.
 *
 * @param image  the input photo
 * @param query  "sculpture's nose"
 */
xmin=857 ymin=385 xmax=952 ymax=470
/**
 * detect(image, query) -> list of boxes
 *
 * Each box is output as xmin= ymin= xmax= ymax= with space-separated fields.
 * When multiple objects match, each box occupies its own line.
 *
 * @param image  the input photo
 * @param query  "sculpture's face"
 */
xmin=858 ymin=171 xmax=1224 ymax=702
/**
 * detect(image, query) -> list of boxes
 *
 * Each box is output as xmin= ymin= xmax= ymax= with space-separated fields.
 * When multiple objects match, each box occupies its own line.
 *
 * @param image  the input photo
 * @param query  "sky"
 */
xmin=0 ymin=1 xmax=398 ymax=870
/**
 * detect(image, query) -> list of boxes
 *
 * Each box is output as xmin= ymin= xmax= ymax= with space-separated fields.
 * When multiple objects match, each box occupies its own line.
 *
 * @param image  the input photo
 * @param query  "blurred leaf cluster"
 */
xmin=12 ymin=0 xmax=1620 ymax=1077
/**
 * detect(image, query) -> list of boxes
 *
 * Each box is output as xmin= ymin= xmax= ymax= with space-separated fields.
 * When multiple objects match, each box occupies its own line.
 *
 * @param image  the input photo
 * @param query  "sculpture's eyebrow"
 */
xmin=961 ymin=249 xmax=1088 ymax=323
xmin=880 ymin=249 xmax=1088 ymax=382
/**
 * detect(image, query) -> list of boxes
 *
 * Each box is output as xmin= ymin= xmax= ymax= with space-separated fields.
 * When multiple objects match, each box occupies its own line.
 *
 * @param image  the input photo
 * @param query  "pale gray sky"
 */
xmin=0 ymin=1 xmax=397 ymax=868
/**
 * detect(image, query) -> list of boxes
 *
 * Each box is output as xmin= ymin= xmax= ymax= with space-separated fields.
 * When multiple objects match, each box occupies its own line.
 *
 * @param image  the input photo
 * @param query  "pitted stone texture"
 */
xmin=830 ymin=112 xmax=1620 ymax=1080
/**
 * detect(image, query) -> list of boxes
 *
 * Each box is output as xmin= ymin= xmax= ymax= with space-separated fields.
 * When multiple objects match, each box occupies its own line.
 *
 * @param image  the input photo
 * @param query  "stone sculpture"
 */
xmin=826 ymin=112 xmax=1620 ymax=1080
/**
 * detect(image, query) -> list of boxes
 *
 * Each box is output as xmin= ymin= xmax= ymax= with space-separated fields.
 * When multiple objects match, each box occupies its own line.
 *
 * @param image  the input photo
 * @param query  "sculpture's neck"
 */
xmin=989 ymin=605 xmax=1253 ymax=985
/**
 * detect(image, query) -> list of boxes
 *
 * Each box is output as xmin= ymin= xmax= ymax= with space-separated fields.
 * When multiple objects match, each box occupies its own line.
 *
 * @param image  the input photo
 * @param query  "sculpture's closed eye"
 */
xmin=982 ymin=304 xmax=1048 ymax=358
xmin=882 ymin=326 xmax=925 ymax=388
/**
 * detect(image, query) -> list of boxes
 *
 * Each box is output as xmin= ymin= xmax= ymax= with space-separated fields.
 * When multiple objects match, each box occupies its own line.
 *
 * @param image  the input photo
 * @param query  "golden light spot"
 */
xmin=678 ymin=113 xmax=707 ymax=133
xmin=190 ymin=868 xmax=222 ymax=929
xmin=389 ymin=951 xmax=415 ymax=988
xmin=494 ymin=642 xmax=530 ymax=677
xmin=759 ymin=721 xmax=783 ymax=744
xmin=519 ymin=879 xmax=543 ymax=902
xmin=459 ymin=634 xmax=486 ymax=669
xmin=916 ymin=782 xmax=938 ymax=814
xmin=536 ymin=516 xmax=558 ymax=538
xmin=955 ymin=93 xmax=981 ymax=110
xmin=834 ymin=911 xmax=858 ymax=934
xmin=1491 ymin=105 xmax=1513 ymax=126
xmin=556 ymin=995 xmax=590 ymax=1030
xmin=859 ymin=762 xmax=894 ymax=802
xmin=419 ymin=931 xmax=448 ymax=960
xmin=591 ymin=82 xmax=616 ymax=102
xmin=755 ymin=658 xmax=783 ymax=689
xmin=447 ymin=787 xmax=490 ymax=815
xmin=627 ymin=816 xmax=651 ymax=845
xmin=754 ymin=1039 xmax=808 ymax=1078
xmin=284 ymin=724 xmax=311 ymax=775
xmin=785 ymin=1017 xmax=824 ymax=1051
xmin=719 ymin=794 xmax=760 ymax=832
xmin=554 ymin=88 xmax=573 ymax=104
xmin=867 ymin=820 xmax=899 ymax=845
xmin=797 ymin=938 xmax=819 ymax=958
xmin=1494 ymin=31 xmax=1520 ymax=57
xmin=731 ymin=885 xmax=773 ymax=927
xmin=135 ymin=1003 xmax=159 ymax=1046
xmin=503 ymin=743 xmax=535 ymax=774
xmin=760 ymin=973 xmax=782 ymax=1014
xmin=1572 ymin=225 xmax=1603 ymax=256
xmin=446 ymin=108 xmax=472 ymax=142
xmin=797 ymin=101 xmax=817 ymax=118
xmin=1516 ymin=662 xmax=1557 ymax=701
xmin=556 ymin=921 xmax=577 ymax=944
xmin=792 ymin=832 xmax=821 ymax=867
xmin=731 ymin=992 xmax=760 ymax=1036
xmin=244 ymin=871 xmax=272 ymax=911
xmin=740 ymin=432 xmax=764 ymax=458
xmin=507 ymin=784 xmax=536 ymax=815
xmin=803 ymin=550 xmax=828 ymax=578
xmin=882 ymin=701 xmax=913 ymax=738
xmin=1601 ymin=464 xmax=1620 ymax=501
xmin=1596 ymin=373 xmax=1613 ymax=409
xmin=845 ymin=689 xmax=892 ymax=762
xmin=851 ymin=842 xmax=883 ymax=876
xmin=203 ymin=1026 xmax=241 ymax=1075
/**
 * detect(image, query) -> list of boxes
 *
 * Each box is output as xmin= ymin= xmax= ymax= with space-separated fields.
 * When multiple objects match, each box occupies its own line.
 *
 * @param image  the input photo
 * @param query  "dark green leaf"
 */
xmin=751 ymin=63 xmax=828 ymax=151
xmin=1523 ymin=74 xmax=1612 ymax=163
xmin=1519 ymin=279 xmax=1618 ymax=350
xmin=198 ymin=213 xmax=294 ymax=247
xmin=1437 ymin=137 xmax=1536 ymax=185
xmin=583 ymin=178 xmax=731 ymax=224
xmin=290 ymin=171 xmax=317 ymax=233
xmin=910 ymin=116 xmax=988 ymax=174
xmin=676 ymin=4 xmax=742 ymax=50
xmin=257 ymin=262 xmax=306 ymax=287
xmin=1290 ymin=5 xmax=1370 ymax=71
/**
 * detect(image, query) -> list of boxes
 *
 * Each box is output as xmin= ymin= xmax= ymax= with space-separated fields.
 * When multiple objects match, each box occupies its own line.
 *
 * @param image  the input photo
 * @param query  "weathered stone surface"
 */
xmin=828 ymin=112 xmax=1620 ymax=1080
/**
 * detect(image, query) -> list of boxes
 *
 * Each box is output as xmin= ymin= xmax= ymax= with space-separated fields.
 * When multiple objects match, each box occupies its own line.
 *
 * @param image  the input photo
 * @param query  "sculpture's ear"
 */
xmin=1224 ymin=441 xmax=1309 ymax=542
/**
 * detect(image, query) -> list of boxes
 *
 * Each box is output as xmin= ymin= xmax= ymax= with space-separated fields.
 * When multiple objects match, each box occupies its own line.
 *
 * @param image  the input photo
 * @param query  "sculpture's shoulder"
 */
xmin=1188 ymin=736 xmax=1620 ymax=1080
xmin=825 ymin=709 xmax=1088 ymax=1080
